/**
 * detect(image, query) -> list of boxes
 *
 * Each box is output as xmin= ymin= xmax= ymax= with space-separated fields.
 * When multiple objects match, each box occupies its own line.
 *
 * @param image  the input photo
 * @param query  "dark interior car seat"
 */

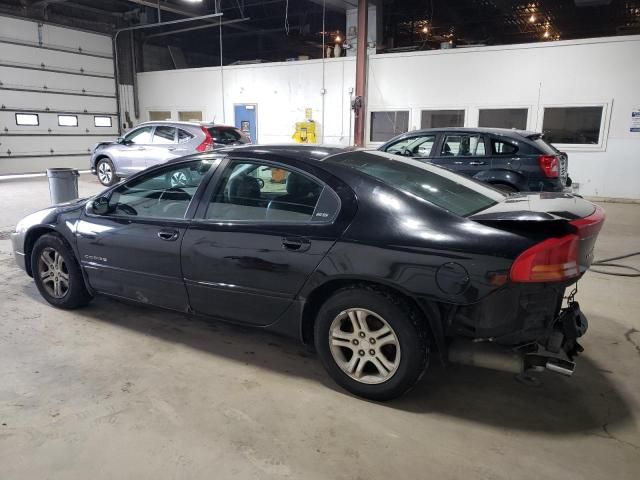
xmin=267 ymin=173 xmax=322 ymax=216
xmin=228 ymin=174 xmax=262 ymax=207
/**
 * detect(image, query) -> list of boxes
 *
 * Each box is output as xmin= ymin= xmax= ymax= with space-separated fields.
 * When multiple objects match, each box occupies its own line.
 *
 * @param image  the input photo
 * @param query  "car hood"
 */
xmin=94 ymin=140 xmax=118 ymax=150
xmin=14 ymin=198 xmax=88 ymax=234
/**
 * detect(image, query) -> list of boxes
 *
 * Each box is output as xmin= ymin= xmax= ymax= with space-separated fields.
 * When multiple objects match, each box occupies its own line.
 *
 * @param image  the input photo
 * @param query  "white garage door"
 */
xmin=0 ymin=15 xmax=118 ymax=175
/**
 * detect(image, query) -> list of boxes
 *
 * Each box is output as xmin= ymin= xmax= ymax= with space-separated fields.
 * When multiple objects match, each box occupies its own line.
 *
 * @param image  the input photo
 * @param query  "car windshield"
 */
xmin=329 ymin=151 xmax=504 ymax=217
xmin=208 ymin=127 xmax=249 ymax=145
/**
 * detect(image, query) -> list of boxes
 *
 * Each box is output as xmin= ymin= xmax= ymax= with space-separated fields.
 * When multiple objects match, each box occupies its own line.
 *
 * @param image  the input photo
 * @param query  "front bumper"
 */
xmin=10 ymin=232 xmax=27 ymax=272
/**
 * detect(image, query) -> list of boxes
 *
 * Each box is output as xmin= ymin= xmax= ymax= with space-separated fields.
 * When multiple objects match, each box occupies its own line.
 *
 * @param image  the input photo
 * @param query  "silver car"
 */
xmin=90 ymin=121 xmax=250 ymax=186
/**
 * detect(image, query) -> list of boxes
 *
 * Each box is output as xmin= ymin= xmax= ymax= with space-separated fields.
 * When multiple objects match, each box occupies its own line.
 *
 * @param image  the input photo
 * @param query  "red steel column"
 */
xmin=353 ymin=0 xmax=368 ymax=147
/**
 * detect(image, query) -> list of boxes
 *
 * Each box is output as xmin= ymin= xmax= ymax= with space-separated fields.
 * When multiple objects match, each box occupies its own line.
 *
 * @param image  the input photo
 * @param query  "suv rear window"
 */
xmin=207 ymin=127 xmax=249 ymax=145
xmin=528 ymin=134 xmax=558 ymax=155
xmin=329 ymin=152 xmax=504 ymax=217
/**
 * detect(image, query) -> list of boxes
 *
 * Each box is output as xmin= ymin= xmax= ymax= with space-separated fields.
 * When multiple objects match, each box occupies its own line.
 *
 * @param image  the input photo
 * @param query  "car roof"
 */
xmin=136 ymin=120 xmax=239 ymax=129
xmin=391 ymin=127 xmax=540 ymax=139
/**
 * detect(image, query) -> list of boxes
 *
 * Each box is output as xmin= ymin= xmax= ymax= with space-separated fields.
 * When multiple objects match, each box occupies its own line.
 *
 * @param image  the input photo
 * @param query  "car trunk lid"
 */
xmin=470 ymin=193 xmax=605 ymax=275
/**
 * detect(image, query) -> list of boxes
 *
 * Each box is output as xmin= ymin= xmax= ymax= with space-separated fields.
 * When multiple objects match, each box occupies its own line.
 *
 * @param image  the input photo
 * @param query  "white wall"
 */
xmin=367 ymin=36 xmax=640 ymax=199
xmin=137 ymin=35 xmax=640 ymax=199
xmin=138 ymin=57 xmax=355 ymax=146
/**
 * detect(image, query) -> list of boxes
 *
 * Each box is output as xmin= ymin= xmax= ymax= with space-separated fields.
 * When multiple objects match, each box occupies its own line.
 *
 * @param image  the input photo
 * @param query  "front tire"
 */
xmin=314 ymin=287 xmax=428 ymax=401
xmin=31 ymin=233 xmax=92 ymax=309
xmin=96 ymin=158 xmax=119 ymax=186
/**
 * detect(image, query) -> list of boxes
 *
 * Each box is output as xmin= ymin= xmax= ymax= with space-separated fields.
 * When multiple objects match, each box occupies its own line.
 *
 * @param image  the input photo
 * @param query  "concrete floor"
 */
xmin=0 ymin=175 xmax=639 ymax=479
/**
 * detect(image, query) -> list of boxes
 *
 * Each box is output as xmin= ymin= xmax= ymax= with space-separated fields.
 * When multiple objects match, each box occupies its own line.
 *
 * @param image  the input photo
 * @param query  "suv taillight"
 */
xmin=196 ymin=127 xmax=214 ymax=152
xmin=510 ymin=234 xmax=579 ymax=282
xmin=538 ymin=155 xmax=559 ymax=178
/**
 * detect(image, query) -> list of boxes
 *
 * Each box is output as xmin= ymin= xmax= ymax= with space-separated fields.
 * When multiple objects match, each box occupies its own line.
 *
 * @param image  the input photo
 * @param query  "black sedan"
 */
xmin=11 ymin=146 xmax=604 ymax=400
xmin=378 ymin=127 xmax=571 ymax=193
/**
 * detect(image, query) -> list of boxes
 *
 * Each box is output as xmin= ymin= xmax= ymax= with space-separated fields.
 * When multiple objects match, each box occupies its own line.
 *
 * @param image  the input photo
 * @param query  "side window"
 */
xmin=124 ymin=126 xmax=153 ymax=144
xmin=178 ymin=129 xmax=193 ymax=143
xmin=385 ymin=135 xmax=436 ymax=158
xmin=206 ymin=162 xmax=327 ymax=223
xmin=152 ymin=126 xmax=176 ymax=144
xmin=491 ymin=139 xmax=518 ymax=155
xmin=106 ymin=160 xmax=213 ymax=219
xmin=441 ymin=135 xmax=486 ymax=156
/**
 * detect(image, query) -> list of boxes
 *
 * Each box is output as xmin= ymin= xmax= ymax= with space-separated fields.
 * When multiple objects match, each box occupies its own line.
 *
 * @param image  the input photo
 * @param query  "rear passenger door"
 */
xmin=431 ymin=133 xmax=489 ymax=177
xmin=181 ymin=158 xmax=345 ymax=326
xmin=146 ymin=126 xmax=178 ymax=167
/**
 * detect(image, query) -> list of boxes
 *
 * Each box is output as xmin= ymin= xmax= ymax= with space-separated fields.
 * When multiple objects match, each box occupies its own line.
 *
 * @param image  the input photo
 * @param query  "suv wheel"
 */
xmin=314 ymin=287 xmax=428 ymax=401
xmin=31 ymin=233 xmax=92 ymax=309
xmin=96 ymin=158 xmax=119 ymax=186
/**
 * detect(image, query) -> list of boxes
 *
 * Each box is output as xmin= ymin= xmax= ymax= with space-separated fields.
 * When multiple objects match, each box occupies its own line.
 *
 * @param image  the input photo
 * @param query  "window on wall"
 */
xmin=58 ymin=115 xmax=78 ymax=127
xmin=94 ymin=116 xmax=112 ymax=127
xmin=15 ymin=113 xmax=39 ymax=126
xmin=479 ymin=108 xmax=528 ymax=130
xmin=542 ymin=106 xmax=604 ymax=145
xmin=370 ymin=111 xmax=410 ymax=142
xmin=421 ymin=110 xmax=465 ymax=129
xmin=179 ymin=111 xmax=203 ymax=122
xmin=149 ymin=111 xmax=172 ymax=121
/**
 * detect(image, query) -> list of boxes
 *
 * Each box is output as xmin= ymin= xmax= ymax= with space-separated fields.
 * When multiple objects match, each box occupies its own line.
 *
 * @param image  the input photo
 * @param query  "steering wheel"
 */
xmin=114 ymin=203 xmax=137 ymax=216
xmin=256 ymin=177 xmax=265 ymax=189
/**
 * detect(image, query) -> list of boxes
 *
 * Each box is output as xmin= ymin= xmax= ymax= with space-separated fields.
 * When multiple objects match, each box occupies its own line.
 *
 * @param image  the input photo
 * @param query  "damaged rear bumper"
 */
xmin=448 ymin=301 xmax=588 ymax=377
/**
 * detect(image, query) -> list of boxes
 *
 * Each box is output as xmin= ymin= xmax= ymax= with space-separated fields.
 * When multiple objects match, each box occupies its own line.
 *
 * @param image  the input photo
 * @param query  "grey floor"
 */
xmin=1 ymin=175 xmax=639 ymax=480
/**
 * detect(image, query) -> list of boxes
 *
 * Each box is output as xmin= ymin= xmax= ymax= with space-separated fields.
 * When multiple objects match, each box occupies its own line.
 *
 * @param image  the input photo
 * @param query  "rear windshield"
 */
xmin=208 ymin=127 xmax=249 ymax=145
xmin=528 ymin=134 xmax=558 ymax=155
xmin=330 ymin=151 xmax=504 ymax=217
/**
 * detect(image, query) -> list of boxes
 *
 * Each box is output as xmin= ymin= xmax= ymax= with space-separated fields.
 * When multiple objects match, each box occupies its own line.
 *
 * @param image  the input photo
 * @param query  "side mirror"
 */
xmin=89 ymin=196 xmax=111 ymax=215
xmin=117 ymin=136 xmax=124 ymax=143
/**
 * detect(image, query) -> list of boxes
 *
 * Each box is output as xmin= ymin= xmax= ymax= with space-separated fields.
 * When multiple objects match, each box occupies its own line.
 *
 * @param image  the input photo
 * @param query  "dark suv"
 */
xmin=378 ymin=128 xmax=570 ymax=192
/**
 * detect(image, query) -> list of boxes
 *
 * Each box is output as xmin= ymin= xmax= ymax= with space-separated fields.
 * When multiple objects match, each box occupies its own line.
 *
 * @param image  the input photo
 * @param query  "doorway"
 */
xmin=234 ymin=104 xmax=257 ymax=143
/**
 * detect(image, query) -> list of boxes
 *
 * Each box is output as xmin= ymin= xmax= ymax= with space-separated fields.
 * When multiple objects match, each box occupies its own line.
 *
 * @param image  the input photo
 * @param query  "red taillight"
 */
xmin=538 ymin=155 xmax=559 ymax=178
xmin=510 ymin=234 xmax=579 ymax=283
xmin=570 ymin=205 xmax=605 ymax=239
xmin=196 ymin=127 xmax=214 ymax=152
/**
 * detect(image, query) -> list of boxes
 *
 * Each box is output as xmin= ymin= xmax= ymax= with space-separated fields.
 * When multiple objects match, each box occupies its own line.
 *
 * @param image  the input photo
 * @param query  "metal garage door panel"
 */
xmin=0 ymin=90 xmax=117 ymax=113
xmin=0 ymin=155 xmax=94 ymax=174
xmin=1 ymin=44 xmax=114 ymax=76
xmin=0 ymin=135 xmax=114 ymax=156
xmin=0 ymin=112 xmax=118 ymax=135
xmin=43 ymin=24 xmax=112 ymax=57
xmin=0 ymin=67 xmax=115 ymax=96
xmin=0 ymin=16 xmax=39 ymax=43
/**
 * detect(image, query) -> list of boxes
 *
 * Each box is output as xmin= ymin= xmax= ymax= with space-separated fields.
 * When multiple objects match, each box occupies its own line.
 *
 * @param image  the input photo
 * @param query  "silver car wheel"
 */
xmin=170 ymin=170 xmax=188 ymax=187
xmin=38 ymin=247 xmax=69 ymax=299
xmin=329 ymin=308 xmax=401 ymax=385
xmin=98 ymin=161 xmax=112 ymax=184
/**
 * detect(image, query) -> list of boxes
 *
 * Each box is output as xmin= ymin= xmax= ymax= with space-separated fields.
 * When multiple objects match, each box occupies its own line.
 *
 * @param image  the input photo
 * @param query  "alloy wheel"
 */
xmin=329 ymin=308 xmax=401 ymax=384
xmin=170 ymin=170 xmax=188 ymax=187
xmin=98 ymin=161 xmax=112 ymax=184
xmin=38 ymin=247 xmax=69 ymax=298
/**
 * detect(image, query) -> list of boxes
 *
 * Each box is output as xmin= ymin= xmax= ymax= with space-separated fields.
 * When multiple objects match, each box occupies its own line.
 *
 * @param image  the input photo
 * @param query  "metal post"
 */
xmin=353 ymin=0 xmax=368 ymax=147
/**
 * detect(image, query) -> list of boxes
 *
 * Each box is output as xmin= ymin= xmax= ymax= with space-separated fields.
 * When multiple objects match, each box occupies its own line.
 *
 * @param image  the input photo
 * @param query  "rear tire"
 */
xmin=31 ymin=233 xmax=92 ymax=309
xmin=314 ymin=286 xmax=428 ymax=401
xmin=96 ymin=158 xmax=119 ymax=186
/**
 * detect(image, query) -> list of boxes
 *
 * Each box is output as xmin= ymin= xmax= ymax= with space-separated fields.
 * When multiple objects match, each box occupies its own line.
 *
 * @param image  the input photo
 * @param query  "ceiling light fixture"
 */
xmin=422 ymin=25 xmax=429 ymax=33
xmin=529 ymin=14 xmax=536 ymax=23
xmin=335 ymin=34 xmax=342 ymax=43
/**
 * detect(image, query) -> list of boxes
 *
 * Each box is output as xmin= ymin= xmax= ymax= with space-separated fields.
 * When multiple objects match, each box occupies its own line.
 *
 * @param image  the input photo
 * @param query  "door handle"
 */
xmin=469 ymin=161 xmax=487 ymax=166
xmin=137 ymin=147 xmax=146 ymax=151
xmin=157 ymin=229 xmax=179 ymax=241
xmin=453 ymin=161 xmax=463 ymax=165
xmin=282 ymin=237 xmax=311 ymax=252
xmin=167 ymin=147 xmax=176 ymax=151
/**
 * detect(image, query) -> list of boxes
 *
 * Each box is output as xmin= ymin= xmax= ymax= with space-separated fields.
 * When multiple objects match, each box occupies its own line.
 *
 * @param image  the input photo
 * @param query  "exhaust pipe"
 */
xmin=448 ymin=339 xmax=576 ymax=377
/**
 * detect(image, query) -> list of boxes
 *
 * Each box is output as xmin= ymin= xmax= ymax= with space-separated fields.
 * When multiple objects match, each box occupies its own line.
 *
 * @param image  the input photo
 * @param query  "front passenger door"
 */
xmin=181 ymin=159 xmax=345 ymax=326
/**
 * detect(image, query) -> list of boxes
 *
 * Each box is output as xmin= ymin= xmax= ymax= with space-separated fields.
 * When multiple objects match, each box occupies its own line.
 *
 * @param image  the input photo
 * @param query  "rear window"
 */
xmin=208 ymin=127 xmax=249 ymax=145
xmin=528 ymin=135 xmax=559 ymax=155
xmin=330 ymin=152 xmax=504 ymax=217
